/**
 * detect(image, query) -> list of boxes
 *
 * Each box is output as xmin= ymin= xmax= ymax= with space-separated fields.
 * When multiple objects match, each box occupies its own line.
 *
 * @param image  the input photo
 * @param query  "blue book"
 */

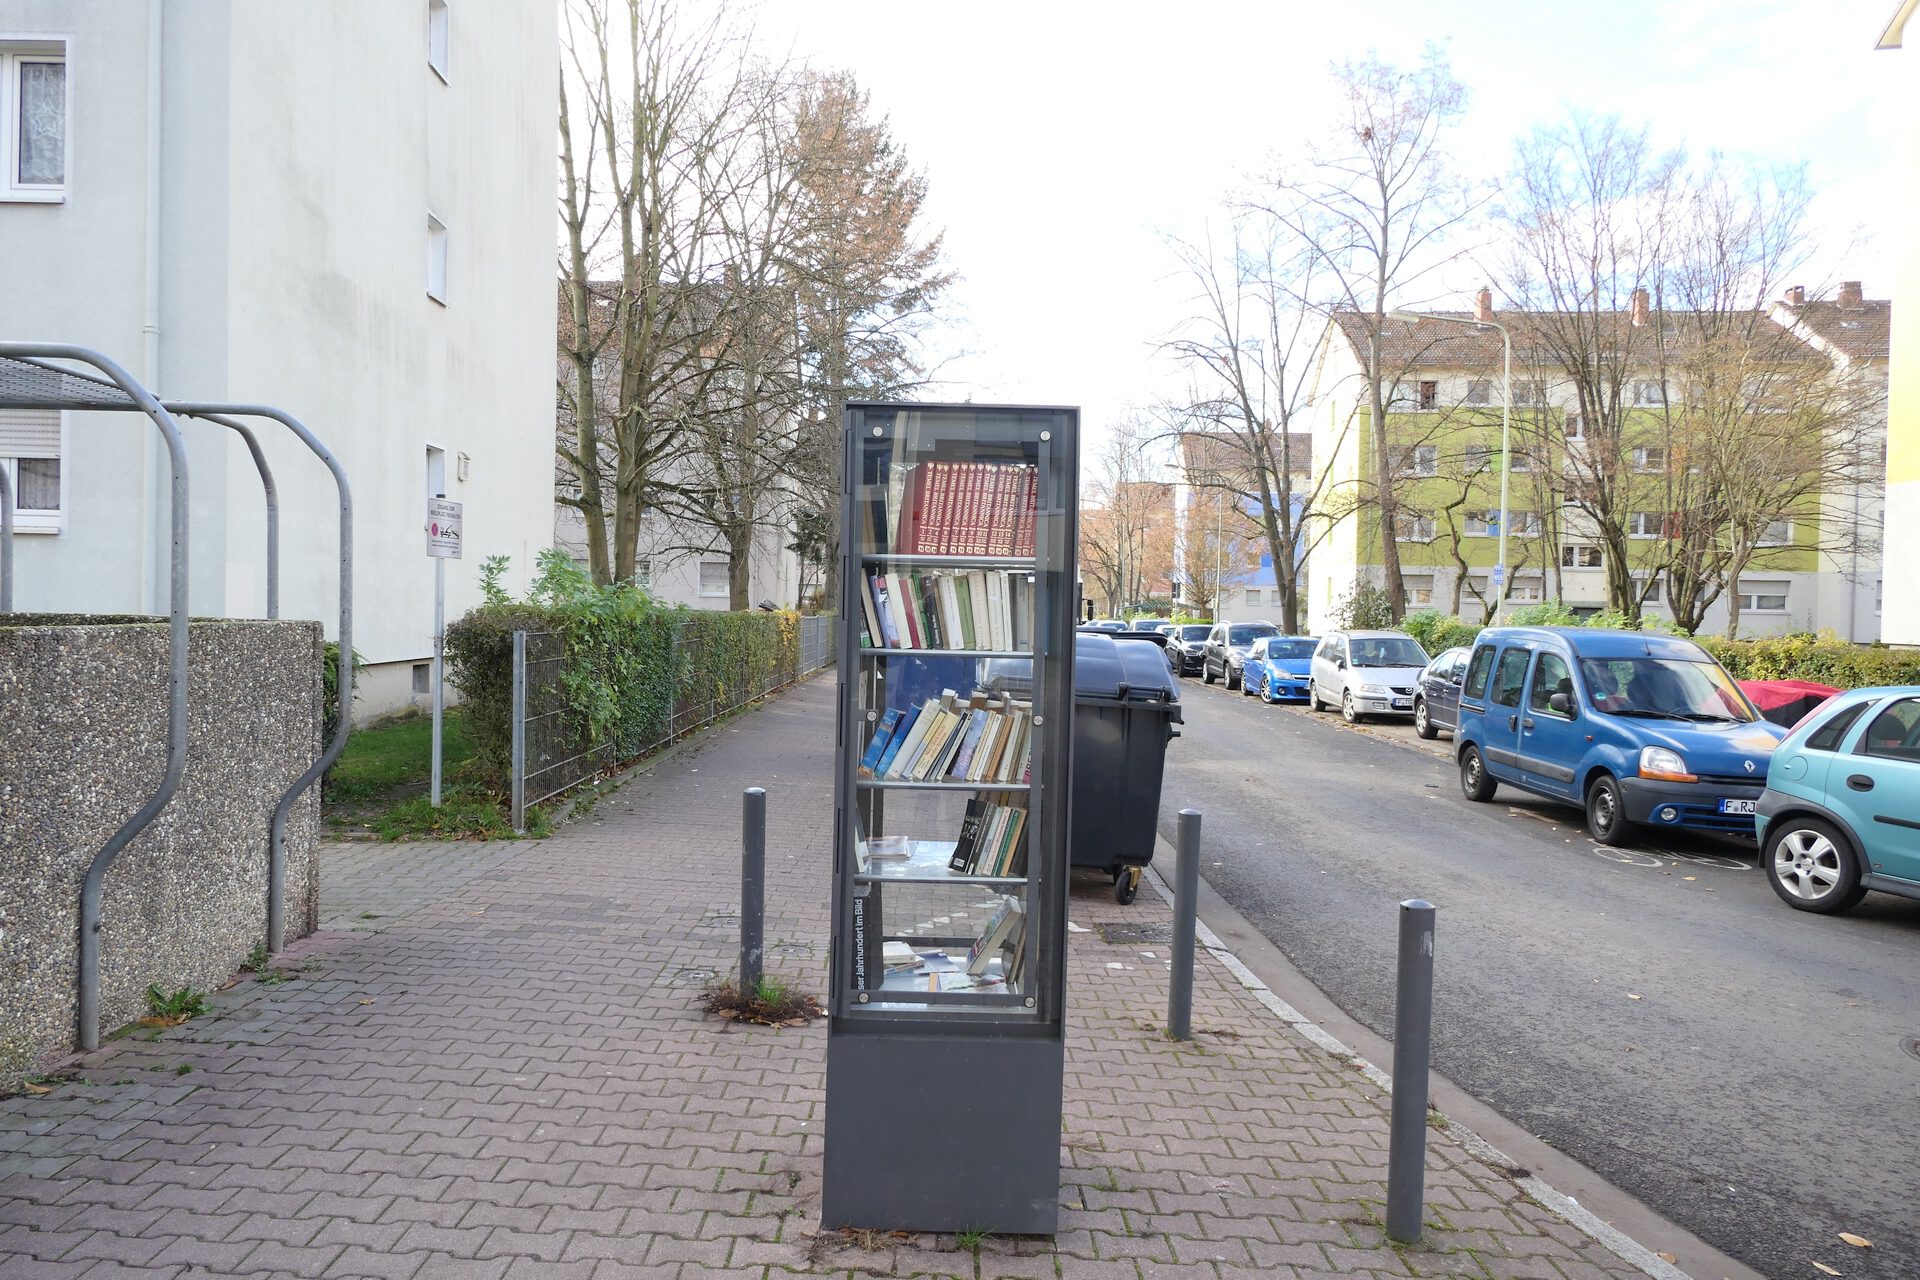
xmin=874 ymin=705 xmax=921 ymax=777
xmin=945 ymin=709 xmax=989 ymax=778
xmin=871 ymin=574 xmax=900 ymax=648
xmin=860 ymin=709 xmax=904 ymax=775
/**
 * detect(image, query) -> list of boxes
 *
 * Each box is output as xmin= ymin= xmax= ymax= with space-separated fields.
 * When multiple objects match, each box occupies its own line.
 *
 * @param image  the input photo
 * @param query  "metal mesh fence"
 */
xmin=513 ymin=614 xmax=836 ymax=816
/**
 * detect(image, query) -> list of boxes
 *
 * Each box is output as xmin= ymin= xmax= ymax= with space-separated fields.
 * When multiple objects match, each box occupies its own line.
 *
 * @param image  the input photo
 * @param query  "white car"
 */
xmin=1308 ymin=630 xmax=1432 ymax=723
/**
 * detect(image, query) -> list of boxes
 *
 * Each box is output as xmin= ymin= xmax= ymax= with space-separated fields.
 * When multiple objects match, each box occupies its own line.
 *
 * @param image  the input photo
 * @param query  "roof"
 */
xmin=1774 ymin=298 xmax=1892 ymax=361
xmin=1326 ymin=307 xmax=1816 ymax=372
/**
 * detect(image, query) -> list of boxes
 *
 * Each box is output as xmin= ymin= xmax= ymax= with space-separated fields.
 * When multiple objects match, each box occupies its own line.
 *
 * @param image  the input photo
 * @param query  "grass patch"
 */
xmin=142 ymin=985 xmax=206 ymax=1027
xmin=702 ymin=975 xmax=826 ymax=1027
xmin=324 ymin=709 xmax=549 ymax=840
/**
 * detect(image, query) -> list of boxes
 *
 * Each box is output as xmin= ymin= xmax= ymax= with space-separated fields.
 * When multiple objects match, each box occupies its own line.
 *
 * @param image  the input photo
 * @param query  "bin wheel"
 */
xmin=1115 ymin=867 xmax=1142 ymax=905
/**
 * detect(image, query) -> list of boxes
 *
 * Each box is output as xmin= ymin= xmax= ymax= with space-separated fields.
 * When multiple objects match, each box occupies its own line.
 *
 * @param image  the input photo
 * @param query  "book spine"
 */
xmin=948 ymin=798 xmax=986 ymax=872
xmin=890 ymin=572 xmax=921 ymax=648
xmin=871 ymin=575 xmax=900 ymax=648
xmin=932 ymin=460 xmax=955 ymax=556
xmin=877 ymin=703 xmax=926 ymax=778
xmin=858 ymin=708 xmax=902 ymax=775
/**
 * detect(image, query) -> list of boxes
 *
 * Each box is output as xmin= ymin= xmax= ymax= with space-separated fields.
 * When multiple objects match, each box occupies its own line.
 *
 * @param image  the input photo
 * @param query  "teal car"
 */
xmin=1755 ymin=687 xmax=1920 ymax=914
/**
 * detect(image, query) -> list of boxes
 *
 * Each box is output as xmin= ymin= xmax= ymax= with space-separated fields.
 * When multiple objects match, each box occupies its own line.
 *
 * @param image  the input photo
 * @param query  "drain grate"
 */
xmin=769 ymin=943 xmax=814 ymax=959
xmin=665 ymin=967 xmax=718 ymax=987
xmin=1097 ymin=922 xmax=1173 ymax=946
xmin=1903 ymin=1037 xmax=1920 ymax=1063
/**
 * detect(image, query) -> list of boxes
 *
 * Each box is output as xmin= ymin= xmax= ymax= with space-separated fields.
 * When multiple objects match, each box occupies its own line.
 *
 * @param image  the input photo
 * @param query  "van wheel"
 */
xmin=1341 ymin=691 xmax=1362 ymax=724
xmin=1460 ymin=745 xmax=1497 ymax=801
xmin=1308 ymin=682 xmax=1325 ymax=712
xmin=1414 ymin=698 xmax=1438 ymax=739
xmin=1586 ymin=773 xmax=1637 ymax=846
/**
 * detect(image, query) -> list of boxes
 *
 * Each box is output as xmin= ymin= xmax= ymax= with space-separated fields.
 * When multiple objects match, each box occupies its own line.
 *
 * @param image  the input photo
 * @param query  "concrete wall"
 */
xmin=0 ymin=1 xmax=559 ymax=722
xmin=0 ymin=617 xmax=322 ymax=1090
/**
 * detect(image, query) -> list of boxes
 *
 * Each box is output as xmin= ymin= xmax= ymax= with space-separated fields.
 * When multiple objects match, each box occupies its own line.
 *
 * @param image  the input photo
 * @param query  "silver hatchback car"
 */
xmin=1308 ymin=630 xmax=1432 ymax=723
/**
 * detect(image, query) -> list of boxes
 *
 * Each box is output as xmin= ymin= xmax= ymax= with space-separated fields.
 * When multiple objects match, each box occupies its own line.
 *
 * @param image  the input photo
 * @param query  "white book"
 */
xmin=967 ymin=570 xmax=992 ymax=651
xmin=884 ymin=698 xmax=942 ymax=779
xmin=984 ymin=572 xmax=1006 ymax=651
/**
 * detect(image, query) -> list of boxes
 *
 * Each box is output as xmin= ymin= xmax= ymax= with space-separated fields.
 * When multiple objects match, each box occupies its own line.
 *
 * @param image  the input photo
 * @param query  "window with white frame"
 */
xmin=1417 ymin=380 xmax=1439 ymax=410
xmin=1463 ymin=443 xmax=1494 ymax=472
xmin=1564 ymin=412 xmax=1585 ymax=440
xmin=1633 ymin=576 xmax=1663 ymax=604
xmin=427 ymin=0 xmax=450 ymax=81
xmin=1394 ymin=510 xmax=1435 ymax=542
xmin=1561 ymin=544 xmax=1603 ymax=569
xmin=1509 ymin=510 xmax=1541 ymax=537
xmin=1509 ymin=449 xmax=1537 ymax=472
xmin=1628 ymin=511 xmax=1663 ymax=539
xmin=1465 ymin=510 xmax=1494 ymax=537
xmin=1465 ymin=380 xmax=1491 ymax=406
xmin=1755 ymin=518 xmax=1791 ymax=547
xmin=1507 ymin=579 xmax=1544 ymax=603
xmin=1392 ymin=444 xmax=1437 ymax=477
xmin=1736 ymin=579 xmax=1789 ymax=612
xmin=633 ymin=559 xmax=653 ymax=590
xmin=1634 ymin=379 xmax=1666 ymax=406
xmin=1631 ymin=446 xmax=1667 ymax=472
xmin=698 ymin=560 xmax=729 ymax=597
xmin=1403 ymin=576 xmax=1434 ymax=608
xmin=426 ymin=213 xmax=448 ymax=303
xmin=0 ymin=407 xmax=63 ymax=531
xmin=3 ymin=41 xmax=66 ymax=201
xmin=1511 ymin=380 xmax=1546 ymax=406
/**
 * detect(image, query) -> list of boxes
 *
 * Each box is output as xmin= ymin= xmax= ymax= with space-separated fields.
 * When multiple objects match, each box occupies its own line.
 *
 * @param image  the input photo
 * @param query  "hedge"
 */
xmin=444 ymin=552 xmax=803 ymax=790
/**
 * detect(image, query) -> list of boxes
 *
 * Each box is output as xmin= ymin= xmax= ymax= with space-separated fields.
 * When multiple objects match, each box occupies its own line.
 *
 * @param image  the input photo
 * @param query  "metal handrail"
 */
xmin=0 ymin=342 xmax=192 ymax=1052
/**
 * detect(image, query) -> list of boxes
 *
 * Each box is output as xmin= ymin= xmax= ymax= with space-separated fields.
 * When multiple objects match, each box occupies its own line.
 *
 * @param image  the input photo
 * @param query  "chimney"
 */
xmin=1786 ymin=285 xmax=1806 ymax=305
xmin=1838 ymin=280 xmax=1864 ymax=309
xmin=1630 ymin=287 xmax=1649 ymax=327
xmin=1474 ymin=286 xmax=1493 ymax=323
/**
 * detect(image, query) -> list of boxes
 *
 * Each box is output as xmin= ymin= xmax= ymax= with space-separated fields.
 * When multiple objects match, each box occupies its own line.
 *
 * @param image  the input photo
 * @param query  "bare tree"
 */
xmin=1080 ymin=421 xmax=1175 ymax=616
xmin=1252 ymin=47 xmax=1484 ymax=620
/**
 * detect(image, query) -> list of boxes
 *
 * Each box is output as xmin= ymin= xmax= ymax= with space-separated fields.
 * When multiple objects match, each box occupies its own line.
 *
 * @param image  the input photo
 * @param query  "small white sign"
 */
xmin=1491 ymin=562 xmax=1506 ymax=588
xmin=427 ymin=498 xmax=463 ymax=559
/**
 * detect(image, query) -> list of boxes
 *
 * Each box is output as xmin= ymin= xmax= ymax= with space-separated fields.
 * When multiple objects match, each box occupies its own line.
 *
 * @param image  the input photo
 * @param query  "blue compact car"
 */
xmin=1242 ymin=636 xmax=1317 ymax=702
xmin=1755 ymin=687 xmax=1920 ymax=914
xmin=1454 ymin=627 xmax=1787 ymax=845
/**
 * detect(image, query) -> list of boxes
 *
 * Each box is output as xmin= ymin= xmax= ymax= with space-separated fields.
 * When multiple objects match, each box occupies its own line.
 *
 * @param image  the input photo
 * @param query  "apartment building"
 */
xmin=0 ymin=1 xmax=558 ymax=717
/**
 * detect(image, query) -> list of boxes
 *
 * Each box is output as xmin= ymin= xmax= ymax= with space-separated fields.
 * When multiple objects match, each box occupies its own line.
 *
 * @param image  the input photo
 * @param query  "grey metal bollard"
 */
xmin=740 ymin=787 xmax=767 ymax=996
xmin=1167 ymin=808 xmax=1202 ymax=1041
xmin=510 ymin=631 xmax=528 ymax=834
xmin=1386 ymin=898 xmax=1437 ymax=1244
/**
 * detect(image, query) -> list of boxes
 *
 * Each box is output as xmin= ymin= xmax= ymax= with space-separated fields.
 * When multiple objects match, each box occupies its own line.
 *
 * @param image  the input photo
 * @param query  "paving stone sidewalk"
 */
xmin=0 ymin=674 xmax=1655 ymax=1280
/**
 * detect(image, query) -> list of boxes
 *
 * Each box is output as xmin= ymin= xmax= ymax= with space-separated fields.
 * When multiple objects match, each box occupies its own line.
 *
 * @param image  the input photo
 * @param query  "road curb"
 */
xmin=1139 ymin=855 xmax=1697 ymax=1280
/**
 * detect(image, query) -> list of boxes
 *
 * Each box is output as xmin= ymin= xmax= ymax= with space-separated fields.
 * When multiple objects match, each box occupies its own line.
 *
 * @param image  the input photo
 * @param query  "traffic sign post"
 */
xmin=427 ymin=498 xmax=462 ymax=808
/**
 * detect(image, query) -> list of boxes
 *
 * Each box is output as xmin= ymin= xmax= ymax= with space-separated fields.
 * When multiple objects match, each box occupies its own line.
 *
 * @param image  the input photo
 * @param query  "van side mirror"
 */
xmin=1335 ymin=656 xmax=1347 ymax=670
xmin=1549 ymin=692 xmax=1574 ymax=716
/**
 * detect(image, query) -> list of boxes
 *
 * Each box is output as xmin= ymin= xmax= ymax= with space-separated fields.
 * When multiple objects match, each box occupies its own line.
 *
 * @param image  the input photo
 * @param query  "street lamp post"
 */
xmin=1388 ymin=307 xmax=1512 ymax=621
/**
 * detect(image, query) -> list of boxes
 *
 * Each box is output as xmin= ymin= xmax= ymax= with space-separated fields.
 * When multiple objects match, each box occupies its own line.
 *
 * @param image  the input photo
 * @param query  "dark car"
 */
xmin=1166 ymin=624 xmax=1212 ymax=676
xmin=1413 ymin=646 xmax=1472 ymax=739
xmin=1203 ymin=620 xmax=1279 ymax=690
xmin=1127 ymin=617 xmax=1168 ymax=631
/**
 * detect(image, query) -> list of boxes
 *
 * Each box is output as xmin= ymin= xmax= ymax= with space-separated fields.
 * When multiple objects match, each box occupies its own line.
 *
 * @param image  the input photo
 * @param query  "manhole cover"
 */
xmin=1097 ymin=922 xmax=1173 ymax=946
xmin=769 ymin=943 xmax=813 ymax=959
xmin=1902 ymin=1037 xmax=1920 ymax=1063
xmin=665 ymin=967 xmax=718 ymax=987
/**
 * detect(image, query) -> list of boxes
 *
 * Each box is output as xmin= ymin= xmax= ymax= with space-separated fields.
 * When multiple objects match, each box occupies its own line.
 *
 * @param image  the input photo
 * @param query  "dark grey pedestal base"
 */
xmin=822 ymin=1030 xmax=1064 ymax=1234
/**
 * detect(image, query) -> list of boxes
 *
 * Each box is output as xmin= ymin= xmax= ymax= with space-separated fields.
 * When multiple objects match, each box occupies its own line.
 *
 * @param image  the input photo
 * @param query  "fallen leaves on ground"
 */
xmin=1656 ymin=1252 xmax=1677 ymax=1264
xmin=1813 ymin=1263 xmax=1841 ymax=1276
xmin=1838 ymin=1233 xmax=1872 ymax=1248
xmin=21 ymin=1082 xmax=52 ymax=1095
xmin=1627 ymin=993 xmax=1643 ymax=1001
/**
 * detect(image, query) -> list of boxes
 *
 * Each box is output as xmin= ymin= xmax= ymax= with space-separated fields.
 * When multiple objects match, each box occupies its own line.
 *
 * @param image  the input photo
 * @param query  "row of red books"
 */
xmin=893 ymin=461 xmax=1037 ymax=557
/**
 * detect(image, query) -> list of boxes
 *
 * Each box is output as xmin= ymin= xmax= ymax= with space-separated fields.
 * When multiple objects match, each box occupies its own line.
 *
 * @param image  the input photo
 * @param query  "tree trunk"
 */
xmin=729 ymin=526 xmax=754 ymax=611
xmin=1367 ymin=333 xmax=1406 ymax=621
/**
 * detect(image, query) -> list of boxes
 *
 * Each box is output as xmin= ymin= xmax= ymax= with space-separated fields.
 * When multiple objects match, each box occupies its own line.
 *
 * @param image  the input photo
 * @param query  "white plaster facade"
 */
xmin=552 ymin=505 xmax=804 ymax=613
xmin=0 ymin=1 xmax=558 ymax=719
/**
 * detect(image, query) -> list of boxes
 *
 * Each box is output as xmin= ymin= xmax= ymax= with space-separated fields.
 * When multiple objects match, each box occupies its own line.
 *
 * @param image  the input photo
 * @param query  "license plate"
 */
xmin=1391 ymin=698 xmax=1412 ymax=710
xmin=1719 ymin=798 xmax=1756 ymax=815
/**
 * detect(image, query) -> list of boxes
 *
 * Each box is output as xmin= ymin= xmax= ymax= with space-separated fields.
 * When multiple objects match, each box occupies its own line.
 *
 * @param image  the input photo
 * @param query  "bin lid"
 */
xmin=977 ymin=633 xmax=1182 ymax=712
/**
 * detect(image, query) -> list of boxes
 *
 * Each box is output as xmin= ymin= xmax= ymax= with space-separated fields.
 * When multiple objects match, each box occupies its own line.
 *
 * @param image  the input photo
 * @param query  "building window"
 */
xmin=1509 ymin=449 xmax=1536 ymax=472
xmin=427 ymin=0 xmax=450 ymax=81
xmin=3 ymin=42 xmax=66 ymax=201
xmin=1417 ymin=380 xmax=1438 ymax=410
xmin=1393 ymin=445 xmax=1437 ymax=477
xmin=1465 ymin=380 xmax=1491 ymax=406
xmin=1628 ymin=511 xmax=1663 ymax=539
xmin=1464 ymin=444 xmax=1493 ymax=473
xmin=1561 ymin=544 xmax=1603 ymax=569
xmin=634 ymin=559 xmax=653 ymax=590
xmin=1465 ymin=510 xmax=1493 ymax=537
xmin=1509 ymin=510 xmax=1541 ymax=537
xmin=1507 ymin=580 xmax=1544 ymax=604
xmin=426 ymin=213 xmax=448 ymax=303
xmin=1565 ymin=412 xmax=1585 ymax=440
xmin=1403 ymin=576 xmax=1434 ymax=608
xmin=1634 ymin=379 xmax=1666 ymax=406
xmin=1511 ymin=380 xmax=1546 ymax=407
xmin=0 ymin=407 xmax=63 ymax=531
xmin=1632 ymin=446 xmax=1667 ymax=472
xmin=698 ymin=561 xmax=729 ymax=598
xmin=1756 ymin=518 xmax=1791 ymax=547
xmin=1464 ymin=509 xmax=1534 ymax=537
xmin=1736 ymin=580 xmax=1789 ymax=612
xmin=1394 ymin=510 xmax=1435 ymax=542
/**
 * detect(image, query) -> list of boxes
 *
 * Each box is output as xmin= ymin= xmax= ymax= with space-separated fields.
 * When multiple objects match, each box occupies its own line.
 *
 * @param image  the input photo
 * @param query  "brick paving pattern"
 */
xmin=0 ymin=675 xmax=1651 ymax=1279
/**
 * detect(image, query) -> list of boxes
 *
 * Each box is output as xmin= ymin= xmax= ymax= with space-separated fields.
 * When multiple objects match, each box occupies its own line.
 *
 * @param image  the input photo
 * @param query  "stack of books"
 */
xmin=885 ymin=460 xmax=1038 ymax=557
xmin=857 ymin=690 xmax=1034 ymax=785
xmin=946 ymin=799 xmax=1028 ymax=877
xmin=966 ymin=896 xmax=1028 ymax=983
xmin=860 ymin=568 xmax=1030 ymax=652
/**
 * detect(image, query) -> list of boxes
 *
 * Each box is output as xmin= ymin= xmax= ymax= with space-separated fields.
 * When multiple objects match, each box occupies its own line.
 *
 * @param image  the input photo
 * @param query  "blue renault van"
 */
xmin=1454 ymin=627 xmax=1788 ymax=844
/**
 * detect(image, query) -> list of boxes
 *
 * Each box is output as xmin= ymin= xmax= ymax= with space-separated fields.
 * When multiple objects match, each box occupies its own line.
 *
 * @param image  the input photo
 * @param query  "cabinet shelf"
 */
xmin=860 ymin=553 xmax=1036 ymax=570
xmin=860 ymin=646 xmax=1032 ymax=660
xmin=857 ymin=778 xmax=1029 ymax=793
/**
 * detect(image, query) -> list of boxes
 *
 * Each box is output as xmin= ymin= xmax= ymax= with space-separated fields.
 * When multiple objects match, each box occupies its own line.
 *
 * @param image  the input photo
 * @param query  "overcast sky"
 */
xmin=747 ymin=0 xmax=1908 ymax=463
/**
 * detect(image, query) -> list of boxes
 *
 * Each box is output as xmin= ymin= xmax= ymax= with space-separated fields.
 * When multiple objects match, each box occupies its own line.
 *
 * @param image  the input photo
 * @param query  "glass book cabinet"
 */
xmin=822 ymin=402 xmax=1079 ymax=1234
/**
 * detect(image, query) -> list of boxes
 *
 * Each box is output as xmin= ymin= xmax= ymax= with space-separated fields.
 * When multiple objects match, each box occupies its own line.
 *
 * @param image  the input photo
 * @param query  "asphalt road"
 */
xmin=1158 ymin=676 xmax=1920 ymax=1280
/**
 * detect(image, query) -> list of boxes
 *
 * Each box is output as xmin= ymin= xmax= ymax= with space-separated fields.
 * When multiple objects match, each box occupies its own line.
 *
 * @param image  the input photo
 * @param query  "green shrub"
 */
xmin=1696 ymin=633 xmax=1920 ymax=689
xmin=1505 ymin=601 xmax=1582 ymax=628
xmin=321 ymin=641 xmax=362 ymax=744
xmin=1331 ymin=582 xmax=1397 ymax=630
xmin=1402 ymin=609 xmax=1482 ymax=653
xmin=444 ymin=551 xmax=802 ymax=790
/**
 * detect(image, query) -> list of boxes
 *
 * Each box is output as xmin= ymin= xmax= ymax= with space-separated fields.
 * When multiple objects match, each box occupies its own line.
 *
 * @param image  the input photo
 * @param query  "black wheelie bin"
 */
xmin=1070 ymin=631 xmax=1183 ymax=902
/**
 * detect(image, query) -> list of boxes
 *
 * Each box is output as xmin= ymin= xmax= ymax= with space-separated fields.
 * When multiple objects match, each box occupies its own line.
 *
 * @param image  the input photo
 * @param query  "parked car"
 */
xmin=1412 ymin=646 xmax=1473 ymax=739
xmin=1127 ymin=617 xmax=1168 ymax=631
xmin=1085 ymin=619 xmax=1130 ymax=633
xmin=1308 ymin=631 xmax=1430 ymax=723
xmin=1454 ymin=627 xmax=1788 ymax=846
xmin=1755 ymin=687 xmax=1920 ymax=914
xmin=1202 ymin=620 xmax=1279 ymax=689
xmin=1241 ymin=636 xmax=1318 ymax=702
xmin=1166 ymin=623 xmax=1212 ymax=676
